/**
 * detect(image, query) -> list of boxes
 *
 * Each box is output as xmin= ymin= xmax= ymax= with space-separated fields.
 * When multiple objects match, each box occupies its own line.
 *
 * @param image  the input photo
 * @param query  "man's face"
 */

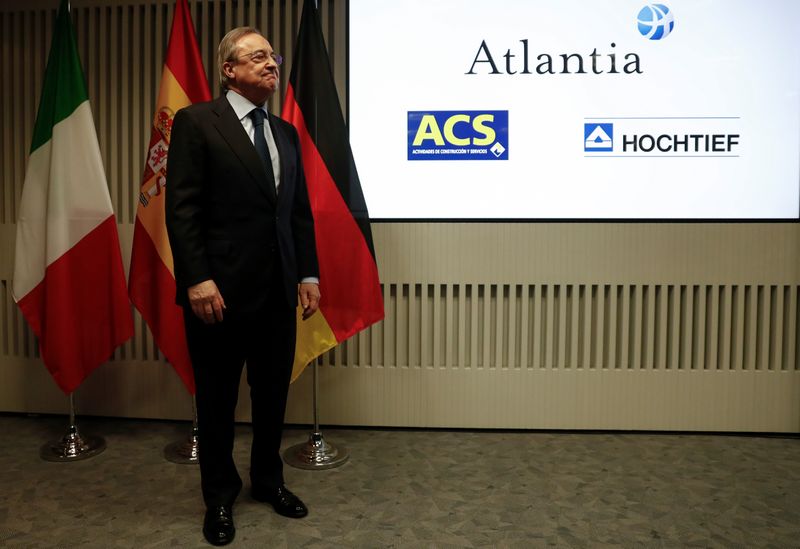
xmin=225 ymin=33 xmax=280 ymax=104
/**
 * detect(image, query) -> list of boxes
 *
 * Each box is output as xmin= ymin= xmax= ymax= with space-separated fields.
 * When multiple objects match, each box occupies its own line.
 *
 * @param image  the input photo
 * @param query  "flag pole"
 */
xmin=284 ymin=60 xmax=349 ymax=469
xmin=164 ymin=394 xmax=200 ymax=464
xmin=40 ymin=392 xmax=106 ymax=461
xmin=284 ymin=358 xmax=349 ymax=469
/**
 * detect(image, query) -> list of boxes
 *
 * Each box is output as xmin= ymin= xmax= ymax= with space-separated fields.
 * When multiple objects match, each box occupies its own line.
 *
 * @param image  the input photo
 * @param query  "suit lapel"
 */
xmin=211 ymin=96 xmax=277 ymax=206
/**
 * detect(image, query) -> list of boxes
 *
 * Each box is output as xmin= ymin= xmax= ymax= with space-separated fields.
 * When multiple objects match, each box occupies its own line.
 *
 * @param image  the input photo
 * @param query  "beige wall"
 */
xmin=1 ymin=0 xmax=799 ymax=431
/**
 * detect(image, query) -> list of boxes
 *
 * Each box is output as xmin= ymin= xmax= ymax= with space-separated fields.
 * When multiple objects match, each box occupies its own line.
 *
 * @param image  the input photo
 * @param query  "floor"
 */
xmin=0 ymin=415 xmax=798 ymax=548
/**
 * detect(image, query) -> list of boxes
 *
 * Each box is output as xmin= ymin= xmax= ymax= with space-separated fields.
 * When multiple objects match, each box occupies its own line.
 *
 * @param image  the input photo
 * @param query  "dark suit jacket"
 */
xmin=165 ymin=95 xmax=318 ymax=312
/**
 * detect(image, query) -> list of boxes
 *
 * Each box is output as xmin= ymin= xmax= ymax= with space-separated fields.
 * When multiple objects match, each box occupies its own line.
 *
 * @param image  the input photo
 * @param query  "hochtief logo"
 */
xmin=637 ymin=4 xmax=674 ymax=40
xmin=583 ymin=118 xmax=741 ymax=157
xmin=584 ymin=123 xmax=613 ymax=152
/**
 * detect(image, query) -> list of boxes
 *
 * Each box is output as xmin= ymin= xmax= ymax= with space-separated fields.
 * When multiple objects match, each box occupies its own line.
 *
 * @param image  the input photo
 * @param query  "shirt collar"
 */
xmin=225 ymin=89 xmax=268 ymax=122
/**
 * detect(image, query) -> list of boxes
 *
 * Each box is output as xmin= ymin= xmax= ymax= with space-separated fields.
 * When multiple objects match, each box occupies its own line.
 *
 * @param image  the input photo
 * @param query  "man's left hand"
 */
xmin=299 ymin=283 xmax=320 ymax=320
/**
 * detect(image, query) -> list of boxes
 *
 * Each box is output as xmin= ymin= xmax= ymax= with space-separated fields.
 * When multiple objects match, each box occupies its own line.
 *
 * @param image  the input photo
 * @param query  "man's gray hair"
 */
xmin=218 ymin=26 xmax=264 ymax=89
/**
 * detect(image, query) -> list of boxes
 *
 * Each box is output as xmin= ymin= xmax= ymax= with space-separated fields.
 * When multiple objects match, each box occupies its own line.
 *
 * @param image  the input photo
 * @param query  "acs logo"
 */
xmin=408 ymin=110 xmax=509 ymax=161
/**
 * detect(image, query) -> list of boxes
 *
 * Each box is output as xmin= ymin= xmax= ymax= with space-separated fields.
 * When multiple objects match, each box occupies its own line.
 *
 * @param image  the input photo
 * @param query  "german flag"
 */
xmin=128 ymin=0 xmax=210 ymax=393
xmin=282 ymin=1 xmax=384 ymax=381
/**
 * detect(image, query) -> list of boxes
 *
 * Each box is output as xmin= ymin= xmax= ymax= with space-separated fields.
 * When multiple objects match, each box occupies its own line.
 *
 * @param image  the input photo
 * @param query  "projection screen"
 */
xmin=348 ymin=0 xmax=800 ymax=220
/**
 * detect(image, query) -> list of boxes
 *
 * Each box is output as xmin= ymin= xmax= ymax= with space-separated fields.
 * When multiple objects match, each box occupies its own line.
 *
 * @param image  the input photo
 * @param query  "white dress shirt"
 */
xmin=225 ymin=90 xmax=281 ymax=192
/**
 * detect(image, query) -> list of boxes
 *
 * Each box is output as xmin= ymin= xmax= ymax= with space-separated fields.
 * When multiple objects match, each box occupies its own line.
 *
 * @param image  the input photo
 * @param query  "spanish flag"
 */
xmin=282 ymin=1 xmax=384 ymax=381
xmin=128 ymin=0 xmax=210 ymax=393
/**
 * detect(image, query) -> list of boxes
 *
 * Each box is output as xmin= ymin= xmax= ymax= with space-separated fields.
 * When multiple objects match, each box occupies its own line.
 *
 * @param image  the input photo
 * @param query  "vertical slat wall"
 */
xmin=325 ymin=283 xmax=800 ymax=372
xmin=1 ymin=1 xmax=799 ymax=431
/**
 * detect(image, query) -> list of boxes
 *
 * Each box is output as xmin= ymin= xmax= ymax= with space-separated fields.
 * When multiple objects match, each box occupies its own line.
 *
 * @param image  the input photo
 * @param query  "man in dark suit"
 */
xmin=166 ymin=26 xmax=320 ymax=547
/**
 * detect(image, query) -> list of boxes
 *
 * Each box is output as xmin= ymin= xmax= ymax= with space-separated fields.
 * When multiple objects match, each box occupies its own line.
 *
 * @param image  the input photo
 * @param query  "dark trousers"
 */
xmin=183 ymin=276 xmax=295 ymax=508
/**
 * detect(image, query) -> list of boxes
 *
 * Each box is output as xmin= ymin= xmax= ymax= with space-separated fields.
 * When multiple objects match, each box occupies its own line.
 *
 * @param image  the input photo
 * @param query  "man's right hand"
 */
xmin=188 ymin=280 xmax=226 ymax=324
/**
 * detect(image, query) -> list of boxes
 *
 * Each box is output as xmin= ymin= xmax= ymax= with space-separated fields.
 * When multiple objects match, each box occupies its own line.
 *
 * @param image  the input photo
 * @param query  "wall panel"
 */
xmin=1 ymin=1 xmax=799 ymax=431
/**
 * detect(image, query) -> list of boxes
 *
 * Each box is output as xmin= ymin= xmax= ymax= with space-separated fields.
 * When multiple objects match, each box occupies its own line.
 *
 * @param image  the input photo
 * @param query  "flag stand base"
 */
xmin=164 ymin=424 xmax=199 ymax=464
xmin=164 ymin=395 xmax=200 ymax=464
xmin=40 ymin=425 xmax=106 ymax=462
xmin=41 ymin=394 xmax=105 ymax=462
xmin=284 ymin=431 xmax=349 ymax=470
xmin=283 ymin=361 xmax=349 ymax=470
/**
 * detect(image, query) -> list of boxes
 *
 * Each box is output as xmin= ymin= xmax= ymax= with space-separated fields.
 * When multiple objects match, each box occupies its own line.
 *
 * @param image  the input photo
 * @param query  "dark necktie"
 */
xmin=248 ymin=108 xmax=276 ymax=191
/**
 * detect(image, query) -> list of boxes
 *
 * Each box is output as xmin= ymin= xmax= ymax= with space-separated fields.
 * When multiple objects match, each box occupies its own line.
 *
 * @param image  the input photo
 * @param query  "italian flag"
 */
xmin=282 ymin=1 xmax=384 ymax=381
xmin=12 ymin=0 xmax=133 ymax=394
xmin=128 ymin=0 xmax=210 ymax=394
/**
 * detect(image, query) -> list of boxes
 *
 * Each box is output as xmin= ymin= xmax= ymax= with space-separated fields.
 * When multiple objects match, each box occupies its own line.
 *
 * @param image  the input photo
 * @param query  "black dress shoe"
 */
xmin=252 ymin=484 xmax=308 ymax=518
xmin=203 ymin=505 xmax=235 ymax=546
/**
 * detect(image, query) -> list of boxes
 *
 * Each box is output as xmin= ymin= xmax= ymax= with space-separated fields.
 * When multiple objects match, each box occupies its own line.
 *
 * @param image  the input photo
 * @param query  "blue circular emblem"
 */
xmin=637 ymin=4 xmax=675 ymax=40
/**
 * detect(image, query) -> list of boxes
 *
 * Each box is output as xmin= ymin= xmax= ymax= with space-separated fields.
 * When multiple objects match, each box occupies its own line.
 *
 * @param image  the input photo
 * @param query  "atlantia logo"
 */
xmin=408 ymin=111 xmax=509 ymax=161
xmin=637 ymin=4 xmax=675 ymax=40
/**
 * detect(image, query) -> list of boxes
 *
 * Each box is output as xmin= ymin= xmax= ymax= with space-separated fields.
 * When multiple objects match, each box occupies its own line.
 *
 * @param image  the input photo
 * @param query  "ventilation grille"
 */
xmin=7 ymin=281 xmax=794 ymax=371
xmin=321 ymin=283 xmax=800 ymax=372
